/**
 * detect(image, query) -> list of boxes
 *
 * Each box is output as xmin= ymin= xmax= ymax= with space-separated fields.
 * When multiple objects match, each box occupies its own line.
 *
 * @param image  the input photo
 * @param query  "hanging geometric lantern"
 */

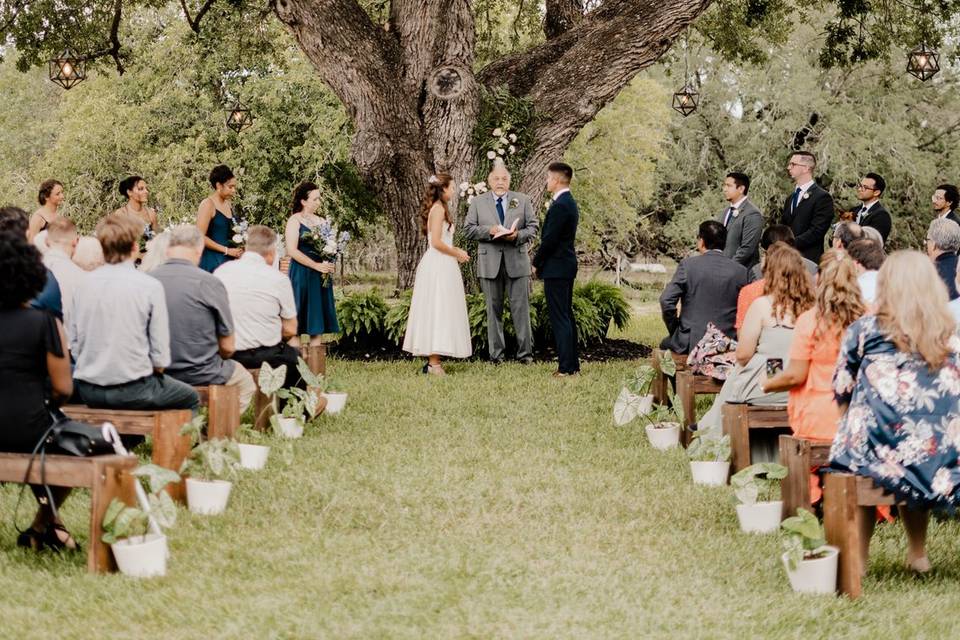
xmin=672 ymin=84 xmax=699 ymax=117
xmin=907 ymin=43 xmax=940 ymax=81
xmin=225 ymin=100 xmax=254 ymax=133
xmin=48 ymin=49 xmax=86 ymax=90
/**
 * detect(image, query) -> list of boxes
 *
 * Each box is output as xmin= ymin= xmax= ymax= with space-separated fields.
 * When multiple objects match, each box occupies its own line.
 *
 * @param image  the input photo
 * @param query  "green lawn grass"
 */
xmin=2 ymin=313 xmax=960 ymax=638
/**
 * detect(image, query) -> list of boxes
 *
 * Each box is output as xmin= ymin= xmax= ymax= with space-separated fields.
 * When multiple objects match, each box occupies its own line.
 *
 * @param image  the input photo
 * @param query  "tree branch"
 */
xmin=85 ymin=0 xmax=126 ymax=74
xmin=179 ymin=0 xmax=219 ymax=33
xmin=544 ymin=0 xmax=584 ymax=38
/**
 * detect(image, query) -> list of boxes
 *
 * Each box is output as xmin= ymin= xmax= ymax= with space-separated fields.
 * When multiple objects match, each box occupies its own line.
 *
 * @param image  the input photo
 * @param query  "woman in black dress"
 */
xmin=0 ymin=230 xmax=77 ymax=551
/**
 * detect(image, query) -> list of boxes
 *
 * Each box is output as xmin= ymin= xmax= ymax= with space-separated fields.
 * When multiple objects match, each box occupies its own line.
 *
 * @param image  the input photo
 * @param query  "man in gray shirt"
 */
xmin=150 ymin=225 xmax=256 ymax=413
xmin=70 ymin=215 xmax=198 ymax=414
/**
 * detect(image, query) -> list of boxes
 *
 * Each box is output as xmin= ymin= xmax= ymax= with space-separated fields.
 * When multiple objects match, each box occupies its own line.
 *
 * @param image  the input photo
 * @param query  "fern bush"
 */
xmin=383 ymin=290 xmax=412 ymax=346
xmin=578 ymin=281 xmax=630 ymax=333
xmin=531 ymin=282 xmax=628 ymax=346
xmin=336 ymin=290 xmax=390 ymax=341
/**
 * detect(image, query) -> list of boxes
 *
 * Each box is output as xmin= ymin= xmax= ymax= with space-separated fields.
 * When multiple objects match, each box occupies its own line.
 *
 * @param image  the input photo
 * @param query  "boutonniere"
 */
xmin=731 ymin=208 xmax=740 ymax=218
xmin=802 ymin=192 xmax=810 ymax=201
xmin=509 ymin=198 xmax=519 ymax=210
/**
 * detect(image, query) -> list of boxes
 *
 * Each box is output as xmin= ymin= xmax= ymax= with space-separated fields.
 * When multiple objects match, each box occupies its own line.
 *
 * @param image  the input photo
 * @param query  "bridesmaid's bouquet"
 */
xmin=231 ymin=218 xmax=249 ymax=248
xmin=305 ymin=220 xmax=350 ymax=285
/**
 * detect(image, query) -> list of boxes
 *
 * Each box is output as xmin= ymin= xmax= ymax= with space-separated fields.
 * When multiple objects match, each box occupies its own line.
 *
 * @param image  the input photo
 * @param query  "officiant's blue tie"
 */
xmin=496 ymin=197 xmax=505 ymax=225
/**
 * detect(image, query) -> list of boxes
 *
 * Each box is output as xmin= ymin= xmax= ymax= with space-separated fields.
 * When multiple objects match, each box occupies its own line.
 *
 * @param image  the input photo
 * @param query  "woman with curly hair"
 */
xmin=0 ymin=230 xmax=78 ymax=551
xmin=695 ymin=243 xmax=815 ymax=454
xmin=401 ymin=173 xmax=471 ymax=375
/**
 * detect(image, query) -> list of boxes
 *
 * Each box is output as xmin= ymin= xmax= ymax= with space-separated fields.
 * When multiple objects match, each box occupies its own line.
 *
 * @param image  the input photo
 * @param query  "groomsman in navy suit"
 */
xmin=533 ymin=162 xmax=580 ymax=377
xmin=852 ymin=172 xmax=892 ymax=244
xmin=779 ymin=151 xmax=834 ymax=263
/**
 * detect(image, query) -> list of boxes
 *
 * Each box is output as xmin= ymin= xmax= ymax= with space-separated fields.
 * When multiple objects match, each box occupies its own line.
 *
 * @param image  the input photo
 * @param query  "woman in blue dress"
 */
xmin=830 ymin=250 xmax=960 ymax=573
xmin=284 ymin=181 xmax=339 ymax=346
xmin=197 ymin=165 xmax=243 ymax=273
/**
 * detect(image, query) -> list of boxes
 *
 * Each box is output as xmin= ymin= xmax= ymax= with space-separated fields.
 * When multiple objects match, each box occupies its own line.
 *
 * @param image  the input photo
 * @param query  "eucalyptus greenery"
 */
xmin=730 ymin=463 xmax=788 ymax=505
xmin=781 ymin=508 xmax=828 ymax=571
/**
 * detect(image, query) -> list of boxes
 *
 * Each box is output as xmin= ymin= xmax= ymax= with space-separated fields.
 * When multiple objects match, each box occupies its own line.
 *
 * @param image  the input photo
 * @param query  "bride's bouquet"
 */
xmin=305 ymin=220 xmax=350 ymax=285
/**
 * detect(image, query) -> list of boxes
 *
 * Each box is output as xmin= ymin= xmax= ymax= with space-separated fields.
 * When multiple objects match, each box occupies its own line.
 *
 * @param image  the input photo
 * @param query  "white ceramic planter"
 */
xmin=111 ymin=533 xmax=167 ymax=578
xmin=782 ymin=545 xmax=839 ymax=595
xmin=645 ymin=423 xmax=681 ymax=450
xmin=238 ymin=443 xmax=270 ymax=470
xmin=276 ymin=417 xmax=304 ymax=439
xmin=323 ymin=392 xmax=348 ymax=415
xmin=690 ymin=460 xmax=730 ymax=486
xmin=736 ymin=501 xmax=783 ymax=533
xmin=186 ymin=478 xmax=233 ymax=515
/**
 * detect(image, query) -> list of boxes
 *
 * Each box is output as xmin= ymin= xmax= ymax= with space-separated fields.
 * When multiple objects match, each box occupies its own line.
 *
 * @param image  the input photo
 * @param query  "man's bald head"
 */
xmin=488 ymin=161 xmax=511 ymax=196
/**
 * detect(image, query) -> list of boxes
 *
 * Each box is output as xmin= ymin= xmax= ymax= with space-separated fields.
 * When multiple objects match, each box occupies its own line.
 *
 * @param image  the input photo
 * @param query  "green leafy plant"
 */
xmin=101 ymin=464 xmax=180 ymax=545
xmin=179 ymin=410 xmax=241 ymax=481
xmin=658 ymin=350 xmax=678 ymax=377
xmin=731 ymin=463 xmax=788 ymax=505
xmin=781 ymin=508 xmax=828 ymax=571
xmin=323 ymin=377 xmax=345 ymax=394
xmin=383 ymin=290 xmax=412 ymax=345
xmin=577 ymin=281 xmax=631 ymax=334
xmin=531 ymin=283 xmax=631 ymax=347
xmin=687 ymin=432 xmax=732 ymax=462
xmin=336 ymin=289 xmax=389 ymax=340
xmin=613 ymin=365 xmax=660 ymax=426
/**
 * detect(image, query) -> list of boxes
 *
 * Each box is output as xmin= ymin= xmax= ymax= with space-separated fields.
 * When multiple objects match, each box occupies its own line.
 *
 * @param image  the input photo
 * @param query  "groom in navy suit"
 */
xmin=533 ymin=162 xmax=580 ymax=377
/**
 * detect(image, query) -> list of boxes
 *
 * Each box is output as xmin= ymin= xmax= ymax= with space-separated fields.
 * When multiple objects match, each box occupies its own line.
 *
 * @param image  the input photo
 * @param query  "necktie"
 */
xmin=791 ymin=187 xmax=802 ymax=212
xmin=723 ymin=207 xmax=735 ymax=227
xmin=857 ymin=205 xmax=867 ymax=223
xmin=496 ymin=197 xmax=505 ymax=225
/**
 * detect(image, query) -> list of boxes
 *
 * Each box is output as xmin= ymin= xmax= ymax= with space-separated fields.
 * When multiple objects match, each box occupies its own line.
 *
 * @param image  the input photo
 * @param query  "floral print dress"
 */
xmin=829 ymin=315 xmax=960 ymax=510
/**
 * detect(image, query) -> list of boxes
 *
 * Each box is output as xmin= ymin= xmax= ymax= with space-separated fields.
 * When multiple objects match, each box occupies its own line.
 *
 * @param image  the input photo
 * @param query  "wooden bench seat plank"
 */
xmin=61 ymin=406 xmax=156 ymax=435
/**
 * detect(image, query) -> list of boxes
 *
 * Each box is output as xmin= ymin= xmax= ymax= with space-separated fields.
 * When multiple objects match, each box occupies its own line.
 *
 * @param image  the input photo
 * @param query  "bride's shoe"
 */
xmin=426 ymin=364 xmax=447 ymax=376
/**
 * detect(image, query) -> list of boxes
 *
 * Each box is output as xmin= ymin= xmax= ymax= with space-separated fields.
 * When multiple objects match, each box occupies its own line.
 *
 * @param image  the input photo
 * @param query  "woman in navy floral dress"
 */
xmin=830 ymin=251 xmax=960 ymax=573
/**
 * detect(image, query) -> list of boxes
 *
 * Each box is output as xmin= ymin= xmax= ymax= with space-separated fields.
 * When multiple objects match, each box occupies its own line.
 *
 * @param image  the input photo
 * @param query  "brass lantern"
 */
xmin=48 ymin=49 xmax=86 ymax=90
xmin=672 ymin=84 xmax=699 ymax=117
xmin=907 ymin=43 xmax=940 ymax=81
xmin=225 ymin=100 xmax=254 ymax=133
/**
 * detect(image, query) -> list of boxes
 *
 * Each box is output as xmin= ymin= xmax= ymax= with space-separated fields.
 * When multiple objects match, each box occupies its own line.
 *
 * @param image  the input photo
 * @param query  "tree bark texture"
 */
xmin=273 ymin=0 xmax=713 ymax=289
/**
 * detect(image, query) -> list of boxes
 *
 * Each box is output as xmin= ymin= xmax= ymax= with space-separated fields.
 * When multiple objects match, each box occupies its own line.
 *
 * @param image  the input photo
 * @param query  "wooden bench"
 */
xmin=779 ymin=435 xmax=832 ymax=518
xmin=650 ymin=349 xmax=687 ymax=406
xmin=0 ymin=452 xmax=137 ymax=573
xmin=195 ymin=385 xmax=240 ymax=440
xmin=721 ymin=404 xmax=791 ymax=472
xmin=676 ymin=369 xmax=724 ymax=447
xmin=823 ymin=472 xmax=899 ymax=599
xmin=60 ymin=407 xmax=192 ymax=502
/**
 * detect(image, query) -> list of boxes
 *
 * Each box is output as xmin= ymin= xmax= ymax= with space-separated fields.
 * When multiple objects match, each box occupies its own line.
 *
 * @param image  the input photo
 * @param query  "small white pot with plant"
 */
xmin=322 ymin=378 xmax=347 ymax=416
xmin=781 ymin=508 xmax=839 ymax=595
xmin=258 ymin=360 xmax=325 ymax=437
xmin=687 ymin=431 xmax=731 ymax=486
xmin=731 ymin=462 xmax=787 ymax=533
xmin=237 ymin=423 xmax=270 ymax=470
xmin=101 ymin=463 xmax=181 ymax=578
xmin=613 ymin=359 xmax=679 ymax=449
xmin=180 ymin=414 xmax=241 ymax=515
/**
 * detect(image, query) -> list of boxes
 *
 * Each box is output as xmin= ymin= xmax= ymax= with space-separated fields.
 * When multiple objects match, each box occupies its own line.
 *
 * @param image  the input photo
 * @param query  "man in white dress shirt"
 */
xmin=42 ymin=217 xmax=85 ymax=339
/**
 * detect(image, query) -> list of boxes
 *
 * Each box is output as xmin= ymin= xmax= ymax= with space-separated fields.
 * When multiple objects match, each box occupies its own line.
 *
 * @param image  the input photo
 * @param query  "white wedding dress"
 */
xmin=402 ymin=223 xmax=472 ymax=358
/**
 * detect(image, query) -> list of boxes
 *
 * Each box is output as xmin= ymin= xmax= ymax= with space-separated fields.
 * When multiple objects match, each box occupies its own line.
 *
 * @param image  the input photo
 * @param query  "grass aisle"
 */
xmin=2 ymin=356 xmax=960 ymax=638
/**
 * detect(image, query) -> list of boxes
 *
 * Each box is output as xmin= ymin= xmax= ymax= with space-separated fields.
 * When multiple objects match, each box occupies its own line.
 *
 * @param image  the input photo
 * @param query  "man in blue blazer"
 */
xmin=780 ymin=151 xmax=834 ymax=264
xmin=533 ymin=162 xmax=580 ymax=377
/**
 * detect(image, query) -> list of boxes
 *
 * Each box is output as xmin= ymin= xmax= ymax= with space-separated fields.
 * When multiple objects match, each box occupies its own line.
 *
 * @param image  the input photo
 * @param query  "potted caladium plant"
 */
xmin=236 ymin=422 xmax=270 ymax=470
xmin=781 ymin=508 xmax=838 ymax=594
xmin=731 ymin=462 xmax=787 ymax=533
xmin=180 ymin=413 xmax=241 ymax=515
xmin=687 ymin=431 xmax=731 ymax=486
xmin=257 ymin=359 xmax=326 ymax=437
xmin=613 ymin=365 xmax=656 ymax=426
xmin=101 ymin=463 xmax=180 ymax=578
xmin=321 ymin=376 xmax=347 ymax=416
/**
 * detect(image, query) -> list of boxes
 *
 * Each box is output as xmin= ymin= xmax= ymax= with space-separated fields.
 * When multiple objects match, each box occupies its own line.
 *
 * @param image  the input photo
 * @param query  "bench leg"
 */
xmin=677 ymin=371 xmax=695 ymax=447
xmin=253 ymin=390 xmax=273 ymax=432
xmin=151 ymin=410 xmax=193 ymax=503
xmin=300 ymin=344 xmax=327 ymax=376
xmin=780 ymin=435 xmax=811 ymax=518
xmin=206 ymin=385 xmax=240 ymax=440
xmin=823 ymin=473 xmax=866 ymax=598
xmin=723 ymin=404 xmax=751 ymax=473
xmin=88 ymin=459 xmax=137 ymax=573
xmin=651 ymin=350 xmax=668 ymax=406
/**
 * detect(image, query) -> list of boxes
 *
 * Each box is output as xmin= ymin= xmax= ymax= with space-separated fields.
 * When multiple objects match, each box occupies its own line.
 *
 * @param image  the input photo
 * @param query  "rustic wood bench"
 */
xmin=195 ymin=384 xmax=240 ymax=440
xmin=676 ymin=369 xmax=724 ymax=447
xmin=823 ymin=472 xmax=900 ymax=599
xmin=60 ymin=407 xmax=192 ymax=502
xmin=650 ymin=348 xmax=687 ymax=406
xmin=778 ymin=435 xmax=832 ymax=518
xmin=0 ymin=452 xmax=137 ymax=573
xmin=721 ymin=404 xmax=791 ymax=472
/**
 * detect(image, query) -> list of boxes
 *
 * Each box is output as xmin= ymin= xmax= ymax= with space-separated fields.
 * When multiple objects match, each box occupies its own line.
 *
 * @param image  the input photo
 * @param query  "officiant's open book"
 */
xmin=492 ymin=219 xmax=518 ymax=239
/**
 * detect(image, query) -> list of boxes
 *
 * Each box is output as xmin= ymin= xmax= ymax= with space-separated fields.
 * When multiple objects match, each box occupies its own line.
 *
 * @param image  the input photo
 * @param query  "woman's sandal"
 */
xmin=43 ymin=523 xmax=81 ymax=552
xmin=16 ymin=527 xmax=45 ymax=551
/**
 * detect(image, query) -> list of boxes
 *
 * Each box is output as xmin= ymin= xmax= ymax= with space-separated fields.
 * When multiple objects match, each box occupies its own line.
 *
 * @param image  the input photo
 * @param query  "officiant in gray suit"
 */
xmin=463 ymin=159 xmax=539 ymax=363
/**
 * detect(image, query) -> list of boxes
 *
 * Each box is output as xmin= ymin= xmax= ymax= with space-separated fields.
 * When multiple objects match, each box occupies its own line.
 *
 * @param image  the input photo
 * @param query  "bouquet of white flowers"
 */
xmin=484 ymin=126 xmax=519 ymax=161
xmin=459 ymin=181 xmax=488 ymax=205
xmin=305 ymin=220 xmax=350 ymax=285
xmin=231 ymin=218 xmax=249 ymax=247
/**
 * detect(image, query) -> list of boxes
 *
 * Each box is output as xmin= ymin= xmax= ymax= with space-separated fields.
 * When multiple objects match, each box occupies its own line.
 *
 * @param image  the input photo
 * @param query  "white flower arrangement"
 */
xmin=487 ymin=124 xmax=519 ymax=160
xmin=459 ymin=180 xmax=489 ymax=205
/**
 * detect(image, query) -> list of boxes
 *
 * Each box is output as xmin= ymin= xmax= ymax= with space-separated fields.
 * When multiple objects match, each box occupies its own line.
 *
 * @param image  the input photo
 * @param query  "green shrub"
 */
xmin=336 ymin=290 xmax=389 ymax=340
xmin=578 ymin=281 xmax=630 ymax=332
xmin=384 ymin=290 xmax=412 ymax=346
xmin=531 ymin=282 xmax=629 ymax=346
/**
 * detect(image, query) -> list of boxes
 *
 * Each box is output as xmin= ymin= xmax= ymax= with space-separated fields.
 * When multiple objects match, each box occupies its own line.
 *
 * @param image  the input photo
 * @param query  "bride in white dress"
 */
xmin=402 ymin=173 xmax=472 ymax=374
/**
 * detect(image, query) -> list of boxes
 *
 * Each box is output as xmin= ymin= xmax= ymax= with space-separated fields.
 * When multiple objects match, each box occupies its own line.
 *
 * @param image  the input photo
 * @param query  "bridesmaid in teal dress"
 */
xmin=285 ymin=181 xmax=339 ymax=346
xmin=197 ymin=165 xmax=243 ymax=272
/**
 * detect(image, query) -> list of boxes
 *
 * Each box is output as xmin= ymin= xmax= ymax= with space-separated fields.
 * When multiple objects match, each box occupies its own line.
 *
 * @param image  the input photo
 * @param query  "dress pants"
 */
xmin=543 ymin=278 xmax=579 ymax=374
xmin=233 ymin=343 xmax=304 ymax=390
xmin=479 ymin=258 xmax=533 ymax=361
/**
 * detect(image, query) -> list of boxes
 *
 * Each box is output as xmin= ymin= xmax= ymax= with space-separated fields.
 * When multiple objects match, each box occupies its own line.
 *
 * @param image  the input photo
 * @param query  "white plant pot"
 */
xmin=736 ymin=501 xmax=784 ymax=533
xmin=276 ymin=417 xmax=304 ymax=439
xmin=111 ymin=533 xmax=167 ymax=578
xmin=782 ymin=545 xmax=839 ymax=595
xmin=323 ymin=392 xmax=348 ymax=415
xmin=238 ymin=443 xmax=270 ymax=470
xmin=186 ymin=478 xmax=233 ymax=515
xmin=645 ymin=423 xmax=681 ymax=450
xmin=690 ymin=460 xmax=730 ymax=486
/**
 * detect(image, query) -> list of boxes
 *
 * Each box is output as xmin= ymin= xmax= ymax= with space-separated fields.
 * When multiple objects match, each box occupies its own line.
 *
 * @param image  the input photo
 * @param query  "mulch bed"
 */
xmin=328 ymin=337 xmax=651 ymax=363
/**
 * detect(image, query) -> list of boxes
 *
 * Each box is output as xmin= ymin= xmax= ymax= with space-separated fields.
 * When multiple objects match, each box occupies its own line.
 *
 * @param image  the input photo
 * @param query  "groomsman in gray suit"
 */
xmin=719 ymin=172 xmax=763 ymax=271
xmin=463 ymin=160 xmax=539 ymax=363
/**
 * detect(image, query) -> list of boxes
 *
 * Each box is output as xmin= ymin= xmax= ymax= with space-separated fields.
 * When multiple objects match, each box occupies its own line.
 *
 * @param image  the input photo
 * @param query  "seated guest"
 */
xmin=852 ymin=173 xmax=891 ymax=243
xmin=151 ymin=226 xmax=256 ymax=413
xmin=42 ymin=218 xmax=85 ymax=338
xmin=718 ymin=171 xmax=763 ymax=270
xmin=737 ymin=225 xmax=815 ymax=331
xmin=830 ymin=251 xmax=960 ymax=573
xmin=0 ymin=206 xmax=62 ymax=320
xmin=70 ymin=215 xmax=198 ymax=413
xmin=695 ymin=244 xmax=814 ymax=457
xmin=846 ymin=238 xmax=885 ymax=305
xmin=660 ymin=220 xmax=748 ymax=354
xmin=831 ymin=221 xmax=864 ymax=252
xmin=0 ymin=231 xmax=78 ymax=551
xmin=215 ymin=225 xmax=303 ymax=390
xmin=73 ymin=236 xmax=105 ymax=271
xmin=925 ymin=217 xmax=960 ymax=300
xmin=861 ymin=225 xmax=884 ymax=248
